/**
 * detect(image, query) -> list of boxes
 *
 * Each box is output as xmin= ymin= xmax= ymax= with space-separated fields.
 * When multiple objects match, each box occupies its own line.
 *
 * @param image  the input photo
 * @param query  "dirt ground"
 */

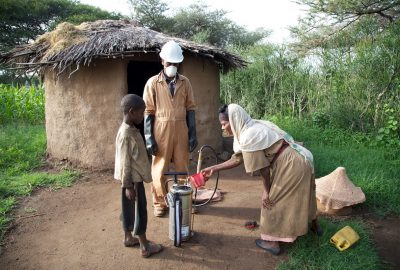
xmin=0 ymin=164 xmax=399 ymax=270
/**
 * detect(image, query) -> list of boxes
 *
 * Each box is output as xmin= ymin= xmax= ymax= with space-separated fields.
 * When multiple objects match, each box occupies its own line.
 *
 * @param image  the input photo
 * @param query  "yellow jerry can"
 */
xmin=330 ymin=225 xmax=360 ymax=251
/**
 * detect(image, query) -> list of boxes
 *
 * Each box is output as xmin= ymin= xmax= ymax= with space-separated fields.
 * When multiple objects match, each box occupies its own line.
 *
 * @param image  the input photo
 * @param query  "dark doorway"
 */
xmin=127 ymin=61 xmax=162 ymax=137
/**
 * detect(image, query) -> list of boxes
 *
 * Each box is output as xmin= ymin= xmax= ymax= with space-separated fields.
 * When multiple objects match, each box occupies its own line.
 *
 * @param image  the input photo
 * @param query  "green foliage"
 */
xmin=278 ymin=219 xmax=384 ymax=270
xmin=0 ymin=197 xmax=15 ymax=238
xmin=0 ymin=87 xmax=79 ymax=240
xmin=221 ymin=24 xmax=400 ymax=136
xmin=290 ymin=0 xmax=400 ymax=52
xmin=0 ymin=84 xmax=45 ymax=124
xmin=0 ymin=0 xmax=123 ymax=52
xmin=0 ymin=123 xmax=79 ymax=241
xmin=221 ymin=45 xmax=317 ymax=119
xmin=59 ymin=3 xmax=122 ymax=26
xmin=0 ymin=124 xmax=46 ymax=174
xmin=0 ymin=0 xmax=122 ymax=84
xmin=128 ymin=0 xmax=171 ymax=31
xmin=171 ymin=3 xmax=233 ymax=47
xmin=0 ymin=170 xmax=79 ymax=198
xmin=128 ymin=0 xmax=268 ymax=48
xmin=375 ymin=104 xmax=400 ymax=147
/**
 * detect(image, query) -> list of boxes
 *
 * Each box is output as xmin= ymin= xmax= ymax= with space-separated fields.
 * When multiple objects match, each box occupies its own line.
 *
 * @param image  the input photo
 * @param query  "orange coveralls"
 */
xmin=143 ymin=71 xmax=196 ymax=209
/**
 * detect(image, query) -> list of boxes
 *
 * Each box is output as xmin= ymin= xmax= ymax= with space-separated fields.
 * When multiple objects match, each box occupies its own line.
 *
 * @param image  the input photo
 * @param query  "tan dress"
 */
xmin=232 ymin=139 xmax=317 ymax=240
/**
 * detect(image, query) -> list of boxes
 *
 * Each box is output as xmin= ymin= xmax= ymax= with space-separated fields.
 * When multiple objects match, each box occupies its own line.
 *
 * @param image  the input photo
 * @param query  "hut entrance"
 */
xmin=127 ymin=61 xmax=161 ymax=96
xmin=127 ymin=61 xmax=161 ymax=136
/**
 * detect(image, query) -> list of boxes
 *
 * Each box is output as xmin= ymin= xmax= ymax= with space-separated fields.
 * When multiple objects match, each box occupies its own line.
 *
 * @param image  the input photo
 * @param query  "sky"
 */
xmin=79 ymin=0 xmax=306 ymax=44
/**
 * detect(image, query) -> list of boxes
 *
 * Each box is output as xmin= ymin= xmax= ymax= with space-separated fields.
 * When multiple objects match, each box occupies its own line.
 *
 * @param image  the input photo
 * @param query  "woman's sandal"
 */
xmin=255 ymin=239 xmax=280 ymax=255
xmin=310 ymin=222 xmax=323 ymax=236
xmin=141 ymin=243 xmax=163 ymax=258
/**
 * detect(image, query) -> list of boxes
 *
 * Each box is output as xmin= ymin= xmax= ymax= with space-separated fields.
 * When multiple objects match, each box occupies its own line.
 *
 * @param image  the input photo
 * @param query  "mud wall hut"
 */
xmin=1 ymin=20 xmax=245 ymax=168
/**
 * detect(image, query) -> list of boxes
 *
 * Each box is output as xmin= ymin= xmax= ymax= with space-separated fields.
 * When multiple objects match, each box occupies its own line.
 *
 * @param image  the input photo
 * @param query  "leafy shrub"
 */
xmin=376 ymin=104 xmax=400 ymax=147
xmin=0 ymin=84 xmax=44 ymax=124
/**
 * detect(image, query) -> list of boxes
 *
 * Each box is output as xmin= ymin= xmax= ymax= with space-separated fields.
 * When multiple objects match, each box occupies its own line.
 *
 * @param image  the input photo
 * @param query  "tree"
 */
xmin=290 ymin=0 xmax=400 ymax=52
xmin=0 ymin=0 xmax=122 ymax=52
xmin=128 ymin=0 xmax=268 ymax=48
xmin=171 ymin=3 xmax=269 ymax=48
xmin=287 ymin=0 xmax=400 ymax=133
xmin=128 ymin=0 xmax=171 ymax=32
xmin=57 ymin=3 xmax=122 ymax=26
xmin=0 ymin=0 xmax=123 ymax=84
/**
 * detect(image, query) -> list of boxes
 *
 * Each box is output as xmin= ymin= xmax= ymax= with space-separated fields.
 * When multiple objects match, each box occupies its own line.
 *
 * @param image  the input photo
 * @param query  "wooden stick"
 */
xmin=15 ymin=213 xmax=45 ymax=220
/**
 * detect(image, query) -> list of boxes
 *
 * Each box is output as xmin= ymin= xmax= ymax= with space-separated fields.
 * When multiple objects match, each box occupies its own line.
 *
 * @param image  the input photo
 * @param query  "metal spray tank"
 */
xmin=165 ymin=172 xmax=193 ymax=247
xmin=164 ymin=145 xmax=220 ymax=247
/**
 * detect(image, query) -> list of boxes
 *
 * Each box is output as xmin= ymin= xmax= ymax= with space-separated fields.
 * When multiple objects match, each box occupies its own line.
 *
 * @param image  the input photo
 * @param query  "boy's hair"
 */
xmin=121 ymin=94 xmax=145 ymax=114
xmin=218 ymin=104 xmax=229 ymax=121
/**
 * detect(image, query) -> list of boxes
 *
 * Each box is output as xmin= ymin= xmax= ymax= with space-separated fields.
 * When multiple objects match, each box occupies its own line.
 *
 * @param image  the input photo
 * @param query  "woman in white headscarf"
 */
xmin=202 ymin=104 xmax=321 ymax=255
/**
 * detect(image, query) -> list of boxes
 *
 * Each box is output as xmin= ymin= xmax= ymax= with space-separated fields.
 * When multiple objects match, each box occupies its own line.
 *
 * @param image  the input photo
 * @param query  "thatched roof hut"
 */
xmin=1 ymin=20 xmax=245 ymax=168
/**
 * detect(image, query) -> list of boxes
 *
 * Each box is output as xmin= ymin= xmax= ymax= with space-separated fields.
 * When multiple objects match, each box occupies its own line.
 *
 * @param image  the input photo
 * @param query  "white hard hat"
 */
xmin=159 ymin=40 xmax=184 ymax=63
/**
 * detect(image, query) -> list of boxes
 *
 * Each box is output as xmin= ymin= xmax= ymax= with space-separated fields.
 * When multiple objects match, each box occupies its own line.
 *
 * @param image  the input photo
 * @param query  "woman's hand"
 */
xmin=262 ymin=190 xmax=274 ymax=209
xmin=201 ymin=168 xmax=214 ymax=181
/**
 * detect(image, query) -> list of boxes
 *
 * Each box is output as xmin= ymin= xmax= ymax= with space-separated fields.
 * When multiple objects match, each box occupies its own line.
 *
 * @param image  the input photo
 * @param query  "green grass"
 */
xmin=312 ymin=145 xmax=400 ymax=216
xmin=0 ymin=123 xmax=79 ymax=241
xmin=0 ymin=124 xmax=46 ymax=175
xmin=277 ymin=219 xmax=384 ymax=270
xmin=272 ymin=116 xmax=400 ymax=216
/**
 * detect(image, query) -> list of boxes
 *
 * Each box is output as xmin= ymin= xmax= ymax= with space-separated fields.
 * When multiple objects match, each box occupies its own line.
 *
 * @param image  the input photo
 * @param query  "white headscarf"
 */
xmin=227 ymin=104 xmax=314 ymax=170
xmin=228 ymin=104 xmax=283 ymax=153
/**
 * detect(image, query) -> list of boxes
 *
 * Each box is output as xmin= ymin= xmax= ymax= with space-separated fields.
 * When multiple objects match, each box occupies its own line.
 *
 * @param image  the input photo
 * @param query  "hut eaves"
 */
xmin=0 ymin=19 xmax=246 ymax=75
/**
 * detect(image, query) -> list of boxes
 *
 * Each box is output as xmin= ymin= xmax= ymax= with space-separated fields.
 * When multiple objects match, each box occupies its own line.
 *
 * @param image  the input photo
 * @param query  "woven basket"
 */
xmin=316 ymin=167 xmax=365 ymax=212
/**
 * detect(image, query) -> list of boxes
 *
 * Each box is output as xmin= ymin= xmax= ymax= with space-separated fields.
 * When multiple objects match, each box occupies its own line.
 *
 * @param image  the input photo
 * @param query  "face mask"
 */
xmin=165 ymin=66 xmax=177 ymax=77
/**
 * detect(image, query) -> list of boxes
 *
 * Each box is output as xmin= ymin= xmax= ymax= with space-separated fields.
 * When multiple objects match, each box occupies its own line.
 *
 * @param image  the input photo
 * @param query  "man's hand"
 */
xmin=125 ymin=187 xmax=136 ymax=201
xmin=262 ymin=190 xmax=274 ymax=209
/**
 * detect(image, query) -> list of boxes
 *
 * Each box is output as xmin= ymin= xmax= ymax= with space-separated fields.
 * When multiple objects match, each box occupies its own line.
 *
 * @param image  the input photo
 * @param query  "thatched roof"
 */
xmin=0 ymin=19 xmax=246 ymax=75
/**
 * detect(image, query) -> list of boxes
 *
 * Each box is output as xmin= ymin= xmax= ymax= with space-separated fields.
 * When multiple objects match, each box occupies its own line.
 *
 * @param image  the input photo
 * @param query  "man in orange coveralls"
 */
xmin=143 ymin=40 xmax=197 ymax=217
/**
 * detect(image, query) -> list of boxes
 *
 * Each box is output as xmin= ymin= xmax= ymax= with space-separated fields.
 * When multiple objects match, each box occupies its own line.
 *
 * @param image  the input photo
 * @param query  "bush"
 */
xmin=0 ymin=84 xmax=45 ymax=124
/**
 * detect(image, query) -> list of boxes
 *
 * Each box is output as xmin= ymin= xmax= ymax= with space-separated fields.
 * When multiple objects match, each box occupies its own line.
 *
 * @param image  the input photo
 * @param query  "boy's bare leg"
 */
xmin=138 ymin=234 xmax=163 ymax=258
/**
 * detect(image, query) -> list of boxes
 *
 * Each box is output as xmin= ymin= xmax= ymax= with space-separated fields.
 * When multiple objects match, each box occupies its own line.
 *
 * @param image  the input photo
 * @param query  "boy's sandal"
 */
xmin=123 ymin=238 xmax=139 ymax=247
xmin=141 ymin=243 xmax=163 ymax=258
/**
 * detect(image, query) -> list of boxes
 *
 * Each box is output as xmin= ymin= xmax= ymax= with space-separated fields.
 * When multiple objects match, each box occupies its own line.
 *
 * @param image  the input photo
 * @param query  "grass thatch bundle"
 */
xmin=35 ymin=22 xmax=90 ymax=60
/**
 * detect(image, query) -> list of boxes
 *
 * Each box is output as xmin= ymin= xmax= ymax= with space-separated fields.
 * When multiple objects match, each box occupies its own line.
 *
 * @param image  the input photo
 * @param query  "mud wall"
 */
xmin=44 ymin=60 xmax=126 ymax=168
xmin=44 ymin=54 xmax=222 ymax=169
xmin=180 ymin=55 xmax=222 ymax=155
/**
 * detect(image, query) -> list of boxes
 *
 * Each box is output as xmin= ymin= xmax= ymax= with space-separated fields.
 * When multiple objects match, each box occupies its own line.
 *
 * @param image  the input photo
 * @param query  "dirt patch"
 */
xmin=370 ymin=216 xmax=400 ymax=268
xmin=0 ymin=165 xmax=399 ymax=269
